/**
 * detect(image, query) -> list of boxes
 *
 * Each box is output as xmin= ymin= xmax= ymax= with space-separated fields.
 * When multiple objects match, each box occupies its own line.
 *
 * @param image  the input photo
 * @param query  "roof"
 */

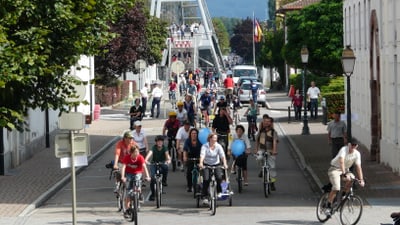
xmin=276 ymin=0 xmax=321 ymax=14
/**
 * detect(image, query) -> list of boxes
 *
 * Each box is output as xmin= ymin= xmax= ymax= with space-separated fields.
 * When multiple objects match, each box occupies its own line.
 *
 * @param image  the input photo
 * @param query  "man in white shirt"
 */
xmin=307 ymin=81 xmax=321 ymax=119
xmin=150 ymin=83 xmax=163 ymax=118
xmin=175 ymin=120 xmax=193 ymax=171
xmin=140 ymin=83 xmax=149 ymax=116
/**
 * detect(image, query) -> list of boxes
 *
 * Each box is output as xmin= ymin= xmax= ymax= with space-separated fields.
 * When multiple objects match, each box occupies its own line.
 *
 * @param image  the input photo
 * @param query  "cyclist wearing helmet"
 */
xmin=145 ymin=135 xmax=171 ymax=201
xmin=175 ymin=101 xmax=188 ymax=126
xmin=212 ymin=107 xmax=233 ymax=158
xmin=163 ymin=111 xmax=180 ymax=161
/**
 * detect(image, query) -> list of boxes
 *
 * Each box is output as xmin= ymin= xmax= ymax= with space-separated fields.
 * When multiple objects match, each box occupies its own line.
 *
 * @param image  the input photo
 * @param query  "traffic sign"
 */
xmin=55 ymin=133 xmax=90 ymax=158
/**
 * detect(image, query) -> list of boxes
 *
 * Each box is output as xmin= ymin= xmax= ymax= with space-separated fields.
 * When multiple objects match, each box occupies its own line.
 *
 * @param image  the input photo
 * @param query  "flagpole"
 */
xmin=252 ymin=12 xmax=256 ymax=66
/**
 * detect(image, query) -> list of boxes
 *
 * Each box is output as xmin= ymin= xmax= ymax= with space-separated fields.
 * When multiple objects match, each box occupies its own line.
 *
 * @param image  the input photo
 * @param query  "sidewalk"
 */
xmin=268 ymin=91 xmax=400 ymax=205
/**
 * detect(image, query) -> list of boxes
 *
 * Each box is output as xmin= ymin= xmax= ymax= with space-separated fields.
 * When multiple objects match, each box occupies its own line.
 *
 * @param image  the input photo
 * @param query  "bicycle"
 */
xmin=187 ymin=157 xmax=202 ymax=207
xmin=233 ymin=108 xmax=240 ymax=127
xmin=151 ymin=162 xmax=165 ymax=208
xmin=202 ymin=165 xmax=221 ymax=216
xmin=126 ymin=178 xmax=142 ymax=224
xmin=246 ymin=115 xmax=257 ymax=141
xmin=236 ymin=160 xmax=244 ymax=194
xmin=168 ymin=137 xmax=177 ymax=172
xmin=106 ymin=161 xmax=126 ymax=212
xmin=169 ymin=90 xmax=177 ymax=109
xmin=391 ymin=212 xmax=400 ymax=225
xmin=316 ymin=178 xmax=363 ymax=225
xmin=255 ymin=151 xmax=272 ymax=198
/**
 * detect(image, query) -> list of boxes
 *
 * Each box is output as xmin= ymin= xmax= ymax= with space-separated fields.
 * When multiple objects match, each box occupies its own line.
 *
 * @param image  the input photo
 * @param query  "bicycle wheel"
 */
xmin=192 ymin=170 xmax=198 ymax=199
xmin=171 ymin=147 xmax=177 ymax=172
xmin=340 ymin=195 xmax=363 ymax=225
xmin=316 ymin=193 xmax=331 ymax=222
xmin=156 ymin=180 xmax=162 ymax=208
xmin=237 ymin=167 xmax=243 ymax=193
xmin=130 ymin=194 xmax=138 ymax=224
xmin=263 ymin=167 xmax=270 ymax=198
xmin=209 ymin=183 xmax=217 ymax=216
xmin=117 ymin=183 xmax=125 ymax=212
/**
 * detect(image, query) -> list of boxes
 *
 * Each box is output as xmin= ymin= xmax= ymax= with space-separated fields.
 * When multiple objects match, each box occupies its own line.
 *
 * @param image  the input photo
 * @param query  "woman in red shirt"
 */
xmin=291 ymin=89 xmax=303 ymax=121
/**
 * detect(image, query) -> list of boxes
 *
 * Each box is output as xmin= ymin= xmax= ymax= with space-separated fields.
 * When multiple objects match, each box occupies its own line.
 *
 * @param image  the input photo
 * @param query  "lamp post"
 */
xmin=301 ymin=46 xmax=310 ymax=135
xmin=341 ymin=45 xmax=356 ymax=141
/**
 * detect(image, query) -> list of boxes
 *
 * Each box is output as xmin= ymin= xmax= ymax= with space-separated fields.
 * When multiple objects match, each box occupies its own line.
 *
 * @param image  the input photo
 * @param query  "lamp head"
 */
xmin=341 ymin=45 xmax=356 ymax=76
xmin=300 ymin=46 xmax=309 ymax=64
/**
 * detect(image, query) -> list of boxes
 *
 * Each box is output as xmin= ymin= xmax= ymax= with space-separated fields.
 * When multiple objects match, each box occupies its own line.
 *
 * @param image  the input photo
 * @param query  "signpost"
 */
xmin=135 ymin=59 xmax=147 ymax=90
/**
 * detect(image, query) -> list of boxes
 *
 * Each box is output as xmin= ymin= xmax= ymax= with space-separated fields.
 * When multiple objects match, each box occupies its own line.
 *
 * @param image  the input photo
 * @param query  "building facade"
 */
xmin=344 ymin=0 xmax=400 ymax=173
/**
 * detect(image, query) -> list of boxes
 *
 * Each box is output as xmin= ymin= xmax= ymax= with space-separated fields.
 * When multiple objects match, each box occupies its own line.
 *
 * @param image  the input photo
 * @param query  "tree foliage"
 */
xmin=283 ymin=0 xmax=343 ymax=76
xmin=0 ymin=0 xmax=134 ymax=130
xmin=95 ymin=0 xmax=168 ymax=86
xmin=212 ymin=18 xmax=230 ymax=54
xmin=216 ymin=17 xmax=242 ymax=37
xmin=230 ymin=18 xmax=261 ymax=64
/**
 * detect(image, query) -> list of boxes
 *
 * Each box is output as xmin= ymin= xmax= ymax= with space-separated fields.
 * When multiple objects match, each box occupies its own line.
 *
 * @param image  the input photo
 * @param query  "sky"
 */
xmin=206 ymin=0 xmax=269 ymax=21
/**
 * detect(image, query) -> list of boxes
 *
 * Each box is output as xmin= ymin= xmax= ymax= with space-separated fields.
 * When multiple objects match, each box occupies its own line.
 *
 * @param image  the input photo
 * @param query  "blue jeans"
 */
xmin=125 ymin=173 xmax=142 ymax=191
xmin=310 ymin=98 xmax=318 ymax=118
xmin=151 ymin=97 xmax=161 ymax=118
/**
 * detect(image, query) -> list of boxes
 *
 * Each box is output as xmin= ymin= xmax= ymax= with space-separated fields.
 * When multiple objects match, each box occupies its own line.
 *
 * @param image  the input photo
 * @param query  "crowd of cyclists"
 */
xmin=117 ymin=70 xmax=280 ymax=219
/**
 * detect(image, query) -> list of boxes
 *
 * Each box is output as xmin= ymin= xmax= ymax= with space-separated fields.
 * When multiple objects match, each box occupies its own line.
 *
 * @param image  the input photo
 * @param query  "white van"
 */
xmin=232 ymin=65 xmax=258 ymax=83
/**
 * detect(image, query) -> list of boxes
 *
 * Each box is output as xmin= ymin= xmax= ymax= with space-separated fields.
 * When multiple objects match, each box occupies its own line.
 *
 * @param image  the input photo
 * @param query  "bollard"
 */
xmin=288 ymin=106 xmax=291 ymax=123
xmin=321 ymin=97 xmax=327 ymax=125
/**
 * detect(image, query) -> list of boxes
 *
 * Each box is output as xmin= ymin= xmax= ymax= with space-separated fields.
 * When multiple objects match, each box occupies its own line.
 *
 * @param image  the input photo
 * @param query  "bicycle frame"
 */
xmin=261 ymin=152 xmax=271 ymax=198
xmin=168 ymin=137 xmax=177 ymax=172
xmin=152 ymin=163 xmax=164 ymax=208
xmin=127 ymin=178 xmax=141 ymax=223
xmin=188 ymin=158 xmax=200 ymax=198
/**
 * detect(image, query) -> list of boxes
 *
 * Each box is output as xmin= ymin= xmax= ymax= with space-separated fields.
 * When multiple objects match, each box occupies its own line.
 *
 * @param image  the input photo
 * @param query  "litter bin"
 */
xmin=94 ymin=104 xmax=101 ymax=120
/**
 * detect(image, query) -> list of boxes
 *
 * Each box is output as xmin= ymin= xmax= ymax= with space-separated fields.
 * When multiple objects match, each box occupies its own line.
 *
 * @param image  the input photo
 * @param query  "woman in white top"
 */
xmin=199 ymin=133 xmax=228 ymax=201
xmin=132 ymin=121 xmax=149 ymax=157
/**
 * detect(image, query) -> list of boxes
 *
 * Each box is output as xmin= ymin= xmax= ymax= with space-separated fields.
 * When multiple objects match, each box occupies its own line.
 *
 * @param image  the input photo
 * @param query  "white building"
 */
xmin=344 ymin=0 xmax=400 ymax=173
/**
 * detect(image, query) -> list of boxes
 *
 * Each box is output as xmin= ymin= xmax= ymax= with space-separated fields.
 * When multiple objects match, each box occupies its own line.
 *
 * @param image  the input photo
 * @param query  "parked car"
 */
xmin=238 ymin=81 xmax=267 ymax=107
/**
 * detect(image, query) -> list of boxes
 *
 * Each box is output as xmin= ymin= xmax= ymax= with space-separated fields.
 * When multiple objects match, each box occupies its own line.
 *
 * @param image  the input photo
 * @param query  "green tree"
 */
xmin=230 ymin=18 xmax=261 ymax=63
xmin=283 ymin=0 xmax=343 ymax=75
xmin=218 ymin=17 xmax=242 ymax=37
xmin=0 ymin=0 xmax=134 ymax=130
xmin=212 ymin=18 xmax=230 ymax=54
xmin=95 ymin=1 xmax=167 ymax=85
xmin=258 ymin=29 xmax=285 ymax=84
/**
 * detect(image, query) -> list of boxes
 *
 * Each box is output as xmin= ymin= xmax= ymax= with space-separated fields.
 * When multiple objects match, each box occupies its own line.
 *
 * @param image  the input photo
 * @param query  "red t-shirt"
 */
xmin=169 ymin=82 xmax=177 ymax=91
xmin=224 ymin=77 xmax=234 ymax=88
xmin=121 ymin=154 xmax=146 ymax=175
xmin=115 ymin=139 xmax=137 ymax=163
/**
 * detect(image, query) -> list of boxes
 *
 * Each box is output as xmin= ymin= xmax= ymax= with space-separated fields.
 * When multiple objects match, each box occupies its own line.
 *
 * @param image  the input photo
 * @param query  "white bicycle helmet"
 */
xmin=256 ymin=150 xmax=264 ymax=161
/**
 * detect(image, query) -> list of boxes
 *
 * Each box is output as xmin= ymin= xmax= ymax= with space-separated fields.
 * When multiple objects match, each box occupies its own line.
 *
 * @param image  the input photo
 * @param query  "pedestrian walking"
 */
xmin=150 ymin=83 xmax=163 ymax=118
xmin=327 ymin=111 xmax=347 ymax=158
xmin=307 ymin=81 xmax=321 ymax=119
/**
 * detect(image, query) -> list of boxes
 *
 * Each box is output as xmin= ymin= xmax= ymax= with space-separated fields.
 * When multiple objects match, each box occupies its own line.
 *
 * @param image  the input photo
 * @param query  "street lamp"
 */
xmin=341 ymin=45 xmax=356 ymax=141
xmin=301 ymin=46 xmax=310 ymax=135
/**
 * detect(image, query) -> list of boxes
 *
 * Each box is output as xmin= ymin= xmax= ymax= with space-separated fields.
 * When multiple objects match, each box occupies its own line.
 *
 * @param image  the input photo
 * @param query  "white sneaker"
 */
xmin=202 ymin=199 xmax=209 ymax=205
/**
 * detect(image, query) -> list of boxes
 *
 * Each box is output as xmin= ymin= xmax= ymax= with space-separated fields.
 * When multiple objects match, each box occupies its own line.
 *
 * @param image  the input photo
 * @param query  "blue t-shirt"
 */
xmin=200 ymin=94 xmax=211 ymax=107
xmin=251 ymin=83 xmax=258 ymax=93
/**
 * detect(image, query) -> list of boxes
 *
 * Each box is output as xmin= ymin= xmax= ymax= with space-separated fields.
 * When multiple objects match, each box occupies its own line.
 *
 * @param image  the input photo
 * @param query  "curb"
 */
xmin=19 ymin=135 xmax=120 ymax=217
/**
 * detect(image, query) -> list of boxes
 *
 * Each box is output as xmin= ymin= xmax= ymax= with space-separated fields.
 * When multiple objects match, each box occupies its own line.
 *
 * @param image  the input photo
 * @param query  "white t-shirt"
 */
xmin=307 ymin=86 xmax=320 ymax=99
xmin=140 ymin=86 xmax=148 ymax=98
xmin=200 ymin=142 xmax=225 ymax=165
xmin=152 ymin=86 xmax=163 ymax=98
xmin=132 ymin=130 xmax=146 ymax=149
xmin=175 ymin=126 xmax=192 ymax=144
xmin=175 ymin=109 xmax=188 ymax=126
xmin=330 ymin=146 xmax=361 ymax=170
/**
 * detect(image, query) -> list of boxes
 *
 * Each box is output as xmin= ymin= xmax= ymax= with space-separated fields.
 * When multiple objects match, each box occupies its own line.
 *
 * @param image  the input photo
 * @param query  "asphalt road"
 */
xmin=18 ymin=105 xmax=398 ymax=225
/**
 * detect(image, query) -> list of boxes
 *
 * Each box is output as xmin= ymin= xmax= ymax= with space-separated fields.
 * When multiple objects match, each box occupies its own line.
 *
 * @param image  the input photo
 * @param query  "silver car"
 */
xmin=238 ymin=81 xmax=267 ymax=107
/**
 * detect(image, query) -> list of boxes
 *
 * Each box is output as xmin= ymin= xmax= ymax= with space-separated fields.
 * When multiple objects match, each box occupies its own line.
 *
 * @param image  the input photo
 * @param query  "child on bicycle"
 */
xmin=244 ymin=99 xmax=259 ymax=137
xmin=228 ymin=125 xmax=251 ymax=185
xmin=120 ymin=145 xmax=150 ymax=217
xmin=145 ymin=135 xmax=171 ymax=201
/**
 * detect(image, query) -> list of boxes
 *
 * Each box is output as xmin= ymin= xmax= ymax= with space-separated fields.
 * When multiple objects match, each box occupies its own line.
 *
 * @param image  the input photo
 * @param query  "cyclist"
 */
xmin=254 ymin=116 xmax=278 ymax=190
xmin=324 ymin=139 xmax=365 ymax=215
xmin=120 ymin=145 xmax=150 ymax=217
xmin=183 ymin=128 xmax=202 ymax=192
xmin=199 ymin=89 xmax=212 ymax=127
xmin=223 ymin=74 xmax=234 ymax=104
xmin=208 ymin=79 xmax=218 ymax=98
xmin=132 ymin=121 xmax=149 ymax=158
xmin=145 ymin=135 xmax=171 ymax=201
xmin=228 ymin=125 xmax=251 ymax=185
xmin=213 ymin=95 xmax=229 ymax=115
xmin=175 ymin=120 xmax=193 ymax=171
xmin=183 ymin=94 xmax=196 ymax=128
xmin=113 ymin=131 xmax=137 ymax=171
xmin=129 ymin=98 xmax=142 ymax=130
xmin=199 ymin=133 xmax=228 ymax=204
xmin=169 ymin=80 xmax=178 ymax=109
xmin=243 ymin=99 xmax=259 ymax=138
xmin=163 ymin=111 xmax=180 ymax=145
xmin=187 ymin=80 xmax=197 ymax=102
xmin=211 ymin=107 xmax=233 ymax=159
xmin=250 ymin=80 xmax=259 ymax=103
xmin=175 ymin=101 xmax=188 ymax=127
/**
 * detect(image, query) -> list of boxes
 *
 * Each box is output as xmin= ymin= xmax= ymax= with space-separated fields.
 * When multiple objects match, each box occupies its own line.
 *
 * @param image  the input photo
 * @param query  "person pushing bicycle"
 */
xmin=324 ymin=139 xmax=365 ymax=216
